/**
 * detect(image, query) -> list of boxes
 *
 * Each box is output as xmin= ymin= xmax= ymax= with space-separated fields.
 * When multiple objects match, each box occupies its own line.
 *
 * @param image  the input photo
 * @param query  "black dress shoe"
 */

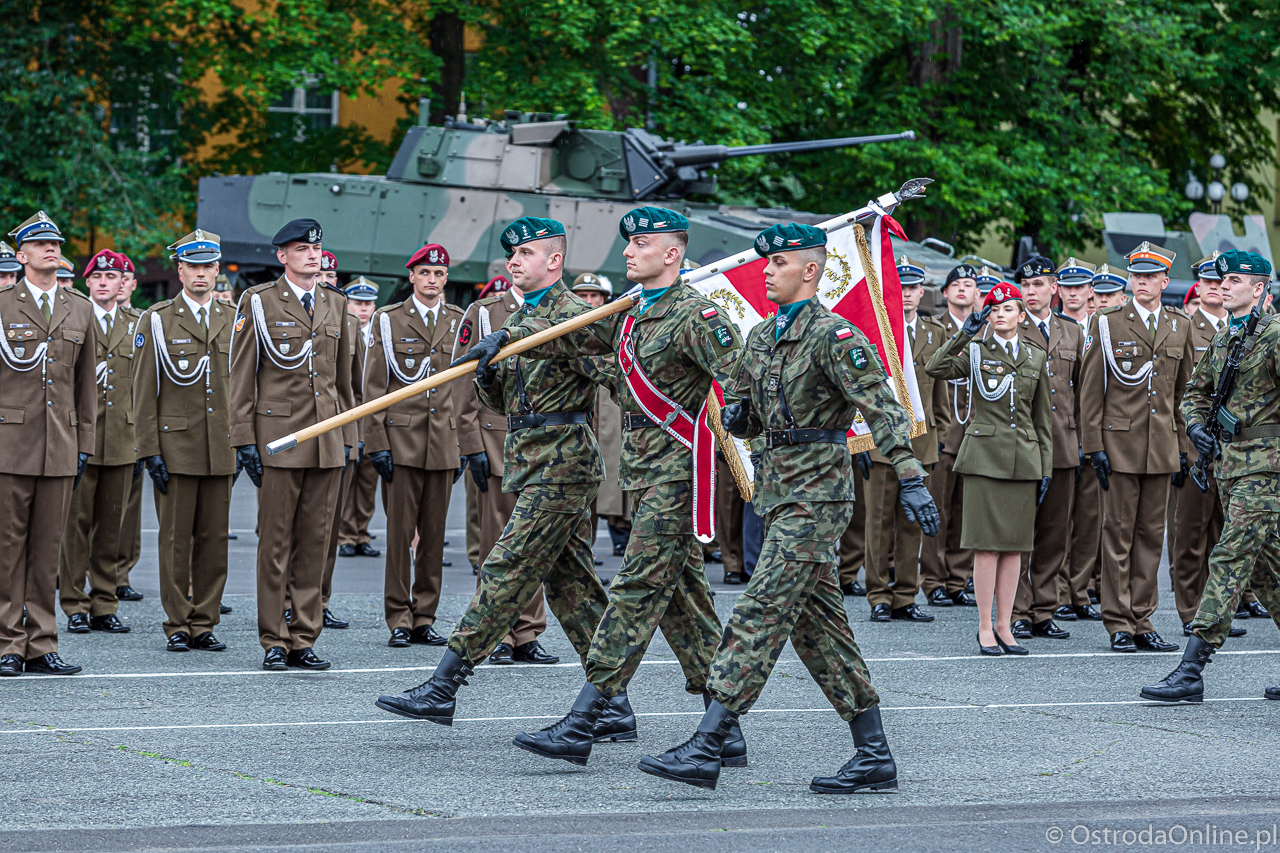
xmin=638 ymin=700 xmax=737 ymax=790
xmin=842 ymin=581 xmax=867 ymax=597
xmin=115 ymin=585 xmax=143 ymax=602
xmin=283 ymin=608 xmax=292 ymax=624
xmin=167 ymin=631 xmax=192 ymax=652
xmin=90 ymin=614 xmax=131 ymax=633
xmin=227 ymin=531 xmax=238 ymax=540
xmin=191 ymin=632 xmax=226 ymax=651
xmin=513 ymin=682 xmax=610 ymax=766
xmin=323 ymin=609 xmax=349 ymax=629
xmin=950 ymin=590 xmax=976 ymax=606
xmin=965 ymin=577 xmax=974 ymax=594
xmin=355 ymin=542 xmax=381 ymax=557
xmin=472 ymin=563 xmax=479 ymax=576
xmin=723 ymin=571 xmax=745 ymax=585
xmin=1072 ymin=604 xmax=1102 ymax=620
xmin=1265 ymin=686 xmax=1280 ymax=701
xmin=1054 ymin=605 xmax=1078 ymax=621
xmin=1111 ymin=631 xmax=1137 ymax=652
xmin=337 ymin=544 xmax=357 ymax=557
xmin=24 ymin=653 xmax=82 ymax=675
xmin=263 ymin=646 xmax=288 ymax=671
xmin=442 ymin=559 xmax=453 ymax=567
xmin=1229 ymin=623 xmax=1247 ymax=637
xmin=977 ymin=632 xmax=1003 ymax=656
xmin=613 ymin=543 xmax=625 ymax=557
xmin=67 ymin=613 xmax=91 ymax=634
xmin=1088 ymin=588 xmax=1100 ymax=605
xmin=286 ymin=648 xmax=331 ymax=670
xmin=1235 ymin=602 xmax=1251 ymax=618
xmin=1245 ymin=600 xmax=1270 ymax=619
xmin=890 ymin=604 xmax=935 ymax=623
xmin=388 ymin=628 xmax=411 ymax=648
xmin=488 ymin=642 xmax=514 ymax=664
xmin=1011 ymin=619 xmax=1033 ymax=639
xmin=220 ymin=603 xmax=233 ymax=614
xmin=594 ymin=693 xmax=639 ymax=743
xmin=869 ymin=603 xmax=892 ymax=622
xmin=810 ymin=707 xmax=898 ymax=794
xmin=594 ymin=558 xmax=604 ymax=567
xmin=927 ymin=588 xmax=952 ymax=607
xmin=410 ymin=625 xmax=447 ymax=646
xmin=1135 ymin=631 xmax=1178 ymax=652
xmin=1031 ymin=619 xmax=1070 ymax=640
xmin=995 ymin=634 xmax=1030 ymax=655
xmin=0 ymin=654 xmax=23 ymax=676
xmin=513 ymin=640 xmax=560 ymax=664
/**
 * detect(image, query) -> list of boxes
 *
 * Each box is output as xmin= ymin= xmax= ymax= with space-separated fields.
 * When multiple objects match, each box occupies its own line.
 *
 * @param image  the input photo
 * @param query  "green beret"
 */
xmin=618 ymin=207 xmax=688 ymax=241
xmin=1216 ymin=250 xmax=1273 ymax=278
xmin=500 ymin=217 xmax=566 ymax=255
xmin=753 ymin=223 xmax=826 ymax=258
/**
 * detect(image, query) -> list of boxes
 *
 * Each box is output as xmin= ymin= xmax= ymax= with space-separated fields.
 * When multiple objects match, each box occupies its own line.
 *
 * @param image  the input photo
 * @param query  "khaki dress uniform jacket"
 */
xmin=320 ymin=311 xmax=365 ymax=611
xmin=114 ymin=305 xmax=145 ymax=591
xmin=338 ymin=320 xmax=378 ymax=548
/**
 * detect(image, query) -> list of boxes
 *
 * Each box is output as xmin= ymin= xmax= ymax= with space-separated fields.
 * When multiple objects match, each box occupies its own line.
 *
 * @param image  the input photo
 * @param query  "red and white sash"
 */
xmin=618 ymin=314 xmax=716 ymax=543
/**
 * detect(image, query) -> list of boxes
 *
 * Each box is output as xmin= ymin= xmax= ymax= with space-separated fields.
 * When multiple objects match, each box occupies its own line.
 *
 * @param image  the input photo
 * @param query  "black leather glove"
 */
xmin=961 ymin=305 xmax=992 ymax=337
xmin=898 ymin=475 xmax=940 ymax=537
xmin=368 ymin=450 xmax=393 ymax=483
xmin=1171 ymin=452 xmax=1189 ymax=489
xmin=143 ymin=455 xmax=169 ymax=495
xmin=720 ymin=402 xmax=750 ymax=437
xmin=344 ymin=444 xmax=351 ymax=470
xmin=1037 ymin=475 xmax=1051 ymax=506
xmin=358 ymin=440 xmax=365 ymax=463
xmin=235 ymin=444 xmax=264 ymax=488
xmin=466 ymin=451 xmax=491 ymax=492
xmin=855 ymin=452 xmax=872 ymax=481
xmin=1188 ymin=422 xmax=1218 ymax=458
xmin=938 ymin=441 xmax=945 ymax=457
xmin=453 ymin=457 xmax=466 ymax=484
xmin=132 ymin=458 xmax=145 ymax=482
xmin=1076 ymin=447 xmax=1084 ymax=478
xmin=450 ymin=329 xmax=509 ymax=373
xmin=1092 ymin=450 xmax=1111 ymax=492
xmin=73 ymin=452 xmax=90 ymax=489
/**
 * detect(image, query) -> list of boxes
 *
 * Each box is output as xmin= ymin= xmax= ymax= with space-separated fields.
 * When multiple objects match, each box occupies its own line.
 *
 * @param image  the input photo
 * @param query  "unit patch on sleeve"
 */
xmin=850 ymin=346 xmax=869 ymax=370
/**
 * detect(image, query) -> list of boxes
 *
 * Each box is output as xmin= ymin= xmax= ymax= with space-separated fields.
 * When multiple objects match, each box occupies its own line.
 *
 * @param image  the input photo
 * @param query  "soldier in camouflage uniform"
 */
xmin=637 ymin=223 xmax=938 ymax=792
xmin=1142 ymin=250 xmax=1280 ymax=703
xmin=374 ymin=217 xmax=634 ymax=737
xmin=457 ymin=206 xmax=745 ymax=769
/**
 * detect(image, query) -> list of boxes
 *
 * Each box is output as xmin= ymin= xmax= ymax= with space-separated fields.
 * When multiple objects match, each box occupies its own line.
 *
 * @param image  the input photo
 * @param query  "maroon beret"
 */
xmin=82 ymin=249 xmax=127 ymax=278
xmin=406 ymin=243 xmax=449 ymax=269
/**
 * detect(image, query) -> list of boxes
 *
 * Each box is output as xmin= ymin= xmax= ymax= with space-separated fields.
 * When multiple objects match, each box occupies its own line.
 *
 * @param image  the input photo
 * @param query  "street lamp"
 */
xmin=1186 ymin=154 xmax=1248 ymax=215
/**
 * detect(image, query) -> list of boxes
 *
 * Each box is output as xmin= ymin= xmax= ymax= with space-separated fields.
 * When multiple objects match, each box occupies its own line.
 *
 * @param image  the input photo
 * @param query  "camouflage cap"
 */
xmin=1195 ymin=251 xmax=1222 ymax=281
xmin=0 ymin=241 xmax=20 ymax=273
xmin=1215 ymin=250 xmax=1273 ymax=278
xmin=753 ymin=223 xmax=826 ymax=259
xmin=500 ymin=217 xmax=566 ymax=257
xmin=1014 ymin=255 xmax=1055 ymax=283
xmin=618 ymin=206 xmax=688 ymax=241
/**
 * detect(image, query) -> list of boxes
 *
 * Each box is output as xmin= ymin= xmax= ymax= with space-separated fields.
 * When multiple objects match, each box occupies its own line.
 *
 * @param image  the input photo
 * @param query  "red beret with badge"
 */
xmin=982 ymin=281 xmax=1023 ymax=308
xmin=81 ymin=249 xmax=127 ymax=279
xmin=479 ymin=275 xmax=510 ymax=298
xmin=406 ymin=243 xmax=449 ymax=270
xmin=1183 ymin=282 xmax=1199 ymax=306
xmin=320 ymin=250 xmax=338 ymax=271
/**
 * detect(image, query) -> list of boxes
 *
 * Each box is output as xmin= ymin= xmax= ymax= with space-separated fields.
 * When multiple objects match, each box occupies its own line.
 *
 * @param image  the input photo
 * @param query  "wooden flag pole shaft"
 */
xmin=266 ymin=295 xmax=635 ymax=455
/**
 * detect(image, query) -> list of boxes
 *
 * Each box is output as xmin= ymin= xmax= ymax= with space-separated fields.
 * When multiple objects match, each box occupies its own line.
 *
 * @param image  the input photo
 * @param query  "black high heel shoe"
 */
xmin=977 ymin=632 xmax=1003 ymax=656
xmin=995 ymin=633 xmax=1030 ymax=656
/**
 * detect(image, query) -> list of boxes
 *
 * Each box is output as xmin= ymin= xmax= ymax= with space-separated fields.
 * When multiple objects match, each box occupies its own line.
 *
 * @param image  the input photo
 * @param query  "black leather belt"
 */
xmin=507 ymin=411 xmax=590 ymax=431
xmin=624 ymin=412 xmax=661 ymax=430
xmin=765 ymin=428 xmax=847 ymax=448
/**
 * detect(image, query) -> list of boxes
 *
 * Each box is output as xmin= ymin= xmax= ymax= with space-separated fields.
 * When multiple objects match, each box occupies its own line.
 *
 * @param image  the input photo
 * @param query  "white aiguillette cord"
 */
xmin=1096 ymin=313 xmax=1154 ymax=394
xmin=0 ymin=306 xmax=49 ymax=373
xmin=968 ymin=341 xmax=1016 ymax=416
xmin=250 ymin=292 xmax=312 ymax=373
xmin=379 ymin=310 xmax=431 ymax=385
xmin=149 ymin=311 xmax=210 ymax=389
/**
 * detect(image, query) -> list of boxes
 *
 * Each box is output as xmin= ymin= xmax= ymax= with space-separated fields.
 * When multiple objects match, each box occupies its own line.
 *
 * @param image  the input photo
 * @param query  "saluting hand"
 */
xmin=961 ymin=306 xmax=992 ymax=337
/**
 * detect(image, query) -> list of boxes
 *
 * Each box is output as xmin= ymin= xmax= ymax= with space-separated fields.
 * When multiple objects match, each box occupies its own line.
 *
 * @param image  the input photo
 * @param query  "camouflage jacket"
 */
xmin=505 ymin=283 xmax=741 ymax=490
xmin=477 ymin=279 xmax=605 ymax=492
xmin=726 ymin=299 xmax=923 ymax=514
xmin=1182 ymin=313 xmax=1280 ymax=479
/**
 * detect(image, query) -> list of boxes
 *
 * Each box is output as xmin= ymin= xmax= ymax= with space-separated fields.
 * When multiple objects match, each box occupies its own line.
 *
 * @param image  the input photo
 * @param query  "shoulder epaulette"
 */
xmin=1099 ymin=305 xmax=1123 ymax=315
xmin=1167 ymin=305 xmax=1189 ymax=318
xmin=64 ymin=287 xmax=91 ymax=301
xmin=322 ymin=283 xmax=345 ymax=298
xmin=248 ymin=281 xmax=276 ymax=294
xmin=0 ymin=283 xmax=14 ymax=293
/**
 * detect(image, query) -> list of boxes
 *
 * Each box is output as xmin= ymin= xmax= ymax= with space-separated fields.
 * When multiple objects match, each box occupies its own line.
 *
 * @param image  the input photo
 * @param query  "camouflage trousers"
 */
xmin=448 ymin=482 xmax=608 ymax=666
xmin=708 ymin=499 xmax=879 ymax=721
xmin=585 ymin=481 xmax=722 ymax=696
xmin=1191 ymin=472 xmax=1280 ymax=647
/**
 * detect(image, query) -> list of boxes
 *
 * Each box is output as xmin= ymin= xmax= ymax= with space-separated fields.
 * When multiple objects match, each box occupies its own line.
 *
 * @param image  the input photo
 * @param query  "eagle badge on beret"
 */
xmin=97 ymin=255 xmax=110 ymax=269
xmin=505 ymin=229 xmax=518 ymax=245
xmin=755 ymin=235 xmax=769 ymax=253
xmin=308 ymin=226 xmax=321 ymax=243
xmin=623 ymin=215 xmax=636 ymax=233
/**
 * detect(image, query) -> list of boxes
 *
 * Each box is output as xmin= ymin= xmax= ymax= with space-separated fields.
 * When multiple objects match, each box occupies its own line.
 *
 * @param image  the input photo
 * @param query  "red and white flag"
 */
xmin=693 ymin=210 xmax=926 ymax=456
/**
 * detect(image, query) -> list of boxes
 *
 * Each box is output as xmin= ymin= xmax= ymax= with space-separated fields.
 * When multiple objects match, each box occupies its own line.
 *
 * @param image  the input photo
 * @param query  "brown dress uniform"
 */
xmin=230 ymin=277 xmax=355 ymax=652
xmin=454 ymin=292 xmax=547 ymax=647
xmin=1013 ymin=312 xmax=1084 ymax=626
xmin=338 ymin=321 xmax=378 ymax=550
xmin=1079 ymin=299 xmax=1194 ymax=638
xmin=920 ymin=311 xmax=974 ymax=597
xmin=0 ymin=281 xmax=97 ymax=659
xmin=134 ymin=295 xmax=236 ymax=639
xmin=364 ymin=298 xmax=465 ymax=633
xmin=1062 ymin=313 xmax=1102 ymax=609
xmin=59 ymin=304 xmax=139 ymax=620
xmin=1169 ymin=308 xmax=1226 ymax=625
xmin=115 ymin=305 xmax=145 ymax=593
xmin=320 ymin=310 xmax=364 ymax=611
xmin=864 ymin=314 xmax=950 ymax=609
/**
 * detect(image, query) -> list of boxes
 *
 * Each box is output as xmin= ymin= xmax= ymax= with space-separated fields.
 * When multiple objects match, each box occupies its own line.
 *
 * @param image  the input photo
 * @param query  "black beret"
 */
xmin=272 ymin=218 xmax=323 ymax=247
xmin=1014 ymin=255 xmax=1055 ymax=283
xmin=944 ymin=264 xmax=978 ymax=288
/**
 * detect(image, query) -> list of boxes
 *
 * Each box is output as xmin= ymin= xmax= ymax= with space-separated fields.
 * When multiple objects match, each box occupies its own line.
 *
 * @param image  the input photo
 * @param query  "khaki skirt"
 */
xmin=960 ymin=475 xmax=1037 ymax=552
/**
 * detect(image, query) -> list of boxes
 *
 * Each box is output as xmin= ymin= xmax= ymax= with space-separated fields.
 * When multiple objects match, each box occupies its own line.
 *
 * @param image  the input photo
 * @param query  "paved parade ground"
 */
xmin=2 ymin=480 xmax=1278 ymax=852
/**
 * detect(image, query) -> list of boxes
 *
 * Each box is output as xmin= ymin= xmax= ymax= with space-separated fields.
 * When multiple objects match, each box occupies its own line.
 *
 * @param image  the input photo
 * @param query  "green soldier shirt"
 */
xmin=1182 ymin=314 xmax=1280 ymax=480
xmin=477 ymin=279 xmax=605 ymax=492
xmin=725 ymin=298 xmax=923 ymax=514
xmin=504 ymin=284 xmax=741 ymax=490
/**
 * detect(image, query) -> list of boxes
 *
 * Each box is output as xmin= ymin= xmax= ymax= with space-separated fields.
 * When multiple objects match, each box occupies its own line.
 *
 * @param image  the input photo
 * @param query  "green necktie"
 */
xmin=103 ymin=312 xmax=113 ymax=337
xmin=907 ymin=324 xmax=916 ymax=347
xmin=1148 ymin=314 xmax=1157 ymax=341
xmin=1006 ymin=341 xmax=1015 ymax=358
xmin=197 ymin=307 xmax=206 ymax=329
xmin=427 ymin=309 xmax=436 ymax=338
xmin=40 ymin=293 xmax=51 ymax=324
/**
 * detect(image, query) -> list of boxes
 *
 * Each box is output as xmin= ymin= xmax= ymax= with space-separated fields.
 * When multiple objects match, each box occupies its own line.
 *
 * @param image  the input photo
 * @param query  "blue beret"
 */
xmin=272 ymin=218 xmax=323 ymax=247
xmin=500 ymin=217 xmax=566 ymax=255
xmin=1014 ymin=255 xmax=1055 ymax=283
xmin=618 ymin=207 xmax=689 ymax=241
xmin=753 ymin=223 xmax=826 ymax=258
xmin=1216 ymin=250 xmax=1273 ymax=278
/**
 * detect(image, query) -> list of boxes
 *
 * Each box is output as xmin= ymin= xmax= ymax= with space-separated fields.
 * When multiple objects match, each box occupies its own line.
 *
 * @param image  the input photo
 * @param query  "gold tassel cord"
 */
xmin=705 ymin=390 xmax=754 ymax=502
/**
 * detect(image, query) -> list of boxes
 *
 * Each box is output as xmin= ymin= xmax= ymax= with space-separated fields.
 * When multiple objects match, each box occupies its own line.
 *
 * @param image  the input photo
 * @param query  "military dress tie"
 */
xmin=1039 ymin=319 xmax=1049 ymax=343
xmin=1006 ymin=340 xmax=1015 ymax=358
xmin=40 ymin=293 xmax=51 ymax=324
xmin=301 ymin=292 xmax=314 ymax=319
xmin=426 ymin=309 xmax=436 ymax=339
xmin=1147 ymin=314 xmax=1157 ymax=342
xmin=103 ymin=312 xmax=113 ymax=338
xmin=196 ymin=306 xmax=206 ymax=329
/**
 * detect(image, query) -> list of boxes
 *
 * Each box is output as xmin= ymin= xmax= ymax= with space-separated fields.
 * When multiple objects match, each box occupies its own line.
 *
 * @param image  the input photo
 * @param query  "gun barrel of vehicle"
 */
xmin=665 ymin=131 xmax=916 ymax=168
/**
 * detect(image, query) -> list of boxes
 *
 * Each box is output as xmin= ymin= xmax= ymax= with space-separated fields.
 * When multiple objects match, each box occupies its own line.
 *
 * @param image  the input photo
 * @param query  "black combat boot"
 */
xmin=592 ymin=693 xmax=638 ymax=743
xmin=810 ymin=707 xmax=898 ymax=794
xmin=1140 ymin=634 xmax=1213 ymax=703
xmin=703 ymin=692 xmax=747 ymax=766
xmin=637 ymin=699 xmax=737 ymax=790
xmin=374 ymin=650 xmax=473 ymax=724
xmin=513 ymin=682 xmax=610 ymax=766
